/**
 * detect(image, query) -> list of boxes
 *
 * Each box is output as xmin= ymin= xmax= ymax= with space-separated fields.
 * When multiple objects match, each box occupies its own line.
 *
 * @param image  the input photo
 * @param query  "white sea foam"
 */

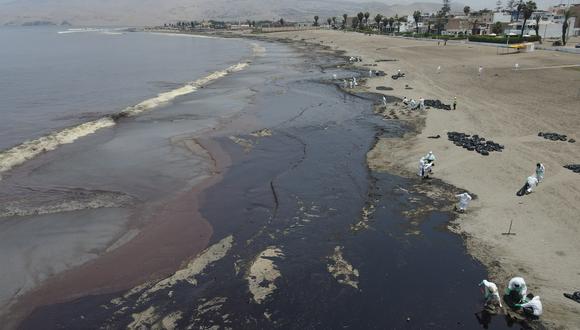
xmin=121 ymin=62 xmax=249 ymax=116
xmin=0 ymin=117 xmax=115 ymax=177
xmin=0 ymin=62 xmax=249 ymax=179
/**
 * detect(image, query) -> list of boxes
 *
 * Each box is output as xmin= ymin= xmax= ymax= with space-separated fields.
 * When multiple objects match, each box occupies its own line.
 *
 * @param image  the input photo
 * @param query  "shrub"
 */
xmin=468 ymin=35 xmax=541 ymax=44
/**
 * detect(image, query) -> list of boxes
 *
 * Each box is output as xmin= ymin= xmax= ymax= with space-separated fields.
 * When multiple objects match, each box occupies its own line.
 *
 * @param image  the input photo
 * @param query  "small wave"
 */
xmin=120 ymin=62 xmax=249 ymax=117
xmin=0 ymin=188 xmax=135 ymax=218
xmin=0 ymin=118 xmax=115 ymax=176
xmin=0 ymin=62 xmax=249 ymax=179
xmin=58 ymin=28 xmax=104 ymax=34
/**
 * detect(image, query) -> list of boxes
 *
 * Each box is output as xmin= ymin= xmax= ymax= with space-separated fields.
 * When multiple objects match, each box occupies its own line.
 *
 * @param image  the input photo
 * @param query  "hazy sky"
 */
xmin=0 ymin=0 xmax=575 ymax=10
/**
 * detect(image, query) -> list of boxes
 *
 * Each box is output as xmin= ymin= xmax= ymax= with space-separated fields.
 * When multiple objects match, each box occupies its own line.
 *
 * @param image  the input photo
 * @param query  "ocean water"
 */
xmin=0 ymin=27 xmax=256 ymax=316
xmin=0 ymin=27 xmax=251 ymax=151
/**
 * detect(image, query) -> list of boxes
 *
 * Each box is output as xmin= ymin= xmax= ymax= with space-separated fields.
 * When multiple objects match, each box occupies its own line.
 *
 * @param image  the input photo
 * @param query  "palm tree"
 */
xmin=327 ymin=17 xmax=332 ymax=27
xmin=464 ymin=6 xmax=471 ymax=16
xmin=492 ymin=21 xmax=503 ymax=34
xmin=388 ymin=17 xmax=395 ymax=33
xmin=364 ymin=12 xmax=370 ymax=26
xmin=374 ymin=14 xmax=383 ymax=30
xmin=515 ymin=0 xmax=523 ymax=22
xmin=279 ymin=18 xmax=285 ymax=26
xmin=533 ymin=14 xmax=541 ymax=40
xmin=332 ymin=17 xmax=337 ymax=27
xmin=352 ymin=17 xmax=359 ymax=29
xmin=357 ymin=12 xmax=364 ymax=29
xmin=314 ymin=15 xmax=319 ymax=26
xmin=413 ymin=10 xmax=421 ymax=33
xmin=471 ymin=19 xmax=479 ymax=35
xmin=342 ymin=13 xmax=348 ymax=29
xmin=562 ymin=9 xmax=572 ymax=46
xmin=520 ymin=1 xmax=536 ymax=37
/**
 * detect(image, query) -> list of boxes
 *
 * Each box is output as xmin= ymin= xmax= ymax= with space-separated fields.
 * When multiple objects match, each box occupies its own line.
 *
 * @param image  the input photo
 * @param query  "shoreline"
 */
xmin=258 ymin=29 xmax=580 ymax=329
xmin=6 ymin=29 xmax=577 ymax=328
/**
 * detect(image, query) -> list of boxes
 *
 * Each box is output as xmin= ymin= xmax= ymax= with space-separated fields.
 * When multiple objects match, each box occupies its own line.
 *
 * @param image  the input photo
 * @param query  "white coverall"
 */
xmin=418 ymin=158 xmax=432 ymax=178
xmin=479 ymin=280 xmax=502 ymax=307
xmin=526 ymin=176 xmax=538 ymax=193
xmin=507 ymin=277 xmax=528 ymax=298
xmin=519 ymin=296 xmax=543 ymax=316
xmin=456 ymin=193 xmax=472 ymax=211
xmin=536 ymin=164 xmax=545 ymax=182
xmin=424 ymin=151 xmax=436 ymax=164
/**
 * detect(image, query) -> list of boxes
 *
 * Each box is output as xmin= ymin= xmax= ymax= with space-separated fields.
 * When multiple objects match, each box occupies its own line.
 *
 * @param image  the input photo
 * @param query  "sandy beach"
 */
xmin=257 ymin=29 xmax=580 ymax=328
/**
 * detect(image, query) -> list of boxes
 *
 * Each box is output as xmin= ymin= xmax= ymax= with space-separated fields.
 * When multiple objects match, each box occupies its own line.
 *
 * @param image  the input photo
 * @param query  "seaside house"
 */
xmin=444 ymin=16 xmax=471 ymax=35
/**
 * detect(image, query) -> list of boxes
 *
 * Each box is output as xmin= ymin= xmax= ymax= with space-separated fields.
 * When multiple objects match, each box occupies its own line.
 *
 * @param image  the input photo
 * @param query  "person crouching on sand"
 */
xmin=479 ymin=279 xmax=503 ymax=309
xmin=536 ymin=163 xmax=545 ymax=183
xmin=455 ymin=192 xmax=472 ymax=213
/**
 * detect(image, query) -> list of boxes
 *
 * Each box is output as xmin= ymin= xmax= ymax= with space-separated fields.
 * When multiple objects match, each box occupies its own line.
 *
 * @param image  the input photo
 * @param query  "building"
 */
xmin=444 ymin=16 xmax=471 ymax=35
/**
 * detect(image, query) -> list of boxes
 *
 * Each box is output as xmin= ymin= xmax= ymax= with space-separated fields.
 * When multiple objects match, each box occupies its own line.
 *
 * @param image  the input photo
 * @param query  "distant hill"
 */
xmin=0 ymin=0 xmax=465 ymax=26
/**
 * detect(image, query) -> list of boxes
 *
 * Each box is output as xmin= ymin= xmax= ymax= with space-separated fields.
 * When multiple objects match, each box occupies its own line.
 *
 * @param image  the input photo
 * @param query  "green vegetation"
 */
xmin=468 ymin=34 xmax=541 ymax=43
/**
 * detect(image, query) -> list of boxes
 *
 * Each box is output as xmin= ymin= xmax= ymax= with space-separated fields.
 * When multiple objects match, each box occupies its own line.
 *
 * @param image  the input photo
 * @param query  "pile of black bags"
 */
xmin=447 ymin=132 xmax=504 ymax=156
xmin=425 ymin=99 xmax=452 ymax=110
xmin=564 ymin=164 xmax=580 ymax=173
xmin=538 ymin=132 xmax=576 ymax=143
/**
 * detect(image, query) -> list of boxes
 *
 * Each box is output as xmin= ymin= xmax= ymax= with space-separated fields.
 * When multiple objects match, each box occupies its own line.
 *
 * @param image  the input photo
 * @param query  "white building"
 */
xmin=506 ymin=16 xmax=576 ymax=38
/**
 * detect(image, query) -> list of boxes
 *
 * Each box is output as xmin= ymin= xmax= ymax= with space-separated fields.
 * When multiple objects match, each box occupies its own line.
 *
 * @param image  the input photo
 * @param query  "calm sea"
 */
xmin=0 ymin=27 xmax=251 ymax=150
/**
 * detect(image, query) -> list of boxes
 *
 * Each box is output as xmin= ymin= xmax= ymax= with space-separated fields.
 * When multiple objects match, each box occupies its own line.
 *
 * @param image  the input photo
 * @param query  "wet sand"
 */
xmin=17 ymin=38 xmax=525 ymax=329
xmin=259 ymin=30 xmax=580 ymax=328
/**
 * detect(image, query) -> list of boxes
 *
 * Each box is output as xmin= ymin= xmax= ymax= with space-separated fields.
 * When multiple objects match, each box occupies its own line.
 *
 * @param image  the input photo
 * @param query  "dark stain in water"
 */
xmin=21 ymin=44 xmax=532 ymax=330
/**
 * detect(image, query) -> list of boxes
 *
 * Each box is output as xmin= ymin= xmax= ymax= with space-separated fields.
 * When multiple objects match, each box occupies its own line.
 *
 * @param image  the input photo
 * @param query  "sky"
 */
xmin=0 ymin=0 xmax=575 ymax=11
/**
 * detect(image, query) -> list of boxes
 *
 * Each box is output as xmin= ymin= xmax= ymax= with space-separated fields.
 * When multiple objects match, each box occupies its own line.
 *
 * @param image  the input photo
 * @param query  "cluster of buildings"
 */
xmin=395 ymin=3 xmax=579 ymax=39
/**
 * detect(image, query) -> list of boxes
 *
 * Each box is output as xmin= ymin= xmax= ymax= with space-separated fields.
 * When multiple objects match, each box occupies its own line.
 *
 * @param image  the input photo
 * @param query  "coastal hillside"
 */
xmin=0 ymin=0 xmax=464 ymax=26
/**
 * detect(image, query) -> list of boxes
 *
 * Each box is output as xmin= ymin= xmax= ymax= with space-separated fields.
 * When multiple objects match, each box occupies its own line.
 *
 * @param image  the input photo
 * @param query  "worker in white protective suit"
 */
xmin=516 ymin=296 xmax=542 ymax=318
xmin=535 ymin=163 xmax=545 ymax=183
xmin=419 ymin=97 xmax=425 ymax=110
xmin=424 ymin=151 xmax=436 ymax=165
xmin=382 ymin=96 xmax=387 ymax=106
xmin=506 ymin=277 xmax=527 ymax=304
xmin=417 ymin=158 xmax=432 ymax=178
xmin=479 ymin=280 xmax=503 ymax=308
xmin=455 ymin=192 xmax=472 ymax=213
xmin=526 ymin=176 xmax=538 ymax=193
xmin=402 ymin=97 xmax=409 ymax=105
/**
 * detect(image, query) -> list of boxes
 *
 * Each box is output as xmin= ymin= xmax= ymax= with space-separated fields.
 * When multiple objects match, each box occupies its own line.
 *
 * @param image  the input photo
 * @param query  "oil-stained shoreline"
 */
xmin=15 ymin=35 xmax=528 ymax=329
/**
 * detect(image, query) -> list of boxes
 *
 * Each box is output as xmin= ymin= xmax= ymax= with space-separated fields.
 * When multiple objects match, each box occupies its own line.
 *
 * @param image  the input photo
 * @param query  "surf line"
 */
xmin=0 ymin=62 xmax=250 ymax=179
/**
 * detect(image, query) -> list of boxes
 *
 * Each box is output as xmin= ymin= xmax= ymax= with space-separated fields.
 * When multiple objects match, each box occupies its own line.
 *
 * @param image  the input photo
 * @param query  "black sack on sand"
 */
xmin=539 ymin=132 xmax=569 ymax=142
xmin=564 ymin=164 xmax=580 ymax=174
xmin=425 ymin=99 xmax=452 ymax=110
xmin=447 ymin=132 xmax=504 ymax=156
xmin=516 ymin=183 xmax=529 ymax=196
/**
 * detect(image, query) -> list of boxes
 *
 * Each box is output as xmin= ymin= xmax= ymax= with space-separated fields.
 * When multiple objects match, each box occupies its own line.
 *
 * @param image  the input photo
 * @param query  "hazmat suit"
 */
xmin=417 ymin=158 xmax=432 ymax=178
xmin=526 ymin=176 xmax=538 ymax=193
xmin=516 ymin=296 xmax=542 ymax=317
xmin=535 ymin=163 xmax=545 ymax=183
xmin=424 ymin=151 xmax=436 ymax=164
xmin=455 ymin=193 xmax=472 ymax=212
xmin=479 ymin=280 xmax=502 ymax=308
xmin=506 ymin=277 xmax=527 ymax=303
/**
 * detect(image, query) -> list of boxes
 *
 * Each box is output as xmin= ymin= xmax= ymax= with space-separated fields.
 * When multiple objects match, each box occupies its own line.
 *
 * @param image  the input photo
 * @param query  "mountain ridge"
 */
xmin=0 ymin=0 xmax=465 ymax=26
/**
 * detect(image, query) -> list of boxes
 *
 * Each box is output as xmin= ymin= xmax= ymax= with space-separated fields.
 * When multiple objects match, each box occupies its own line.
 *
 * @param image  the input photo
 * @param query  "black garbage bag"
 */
xmin=516 ymin=183 xmax=529 ymax=196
